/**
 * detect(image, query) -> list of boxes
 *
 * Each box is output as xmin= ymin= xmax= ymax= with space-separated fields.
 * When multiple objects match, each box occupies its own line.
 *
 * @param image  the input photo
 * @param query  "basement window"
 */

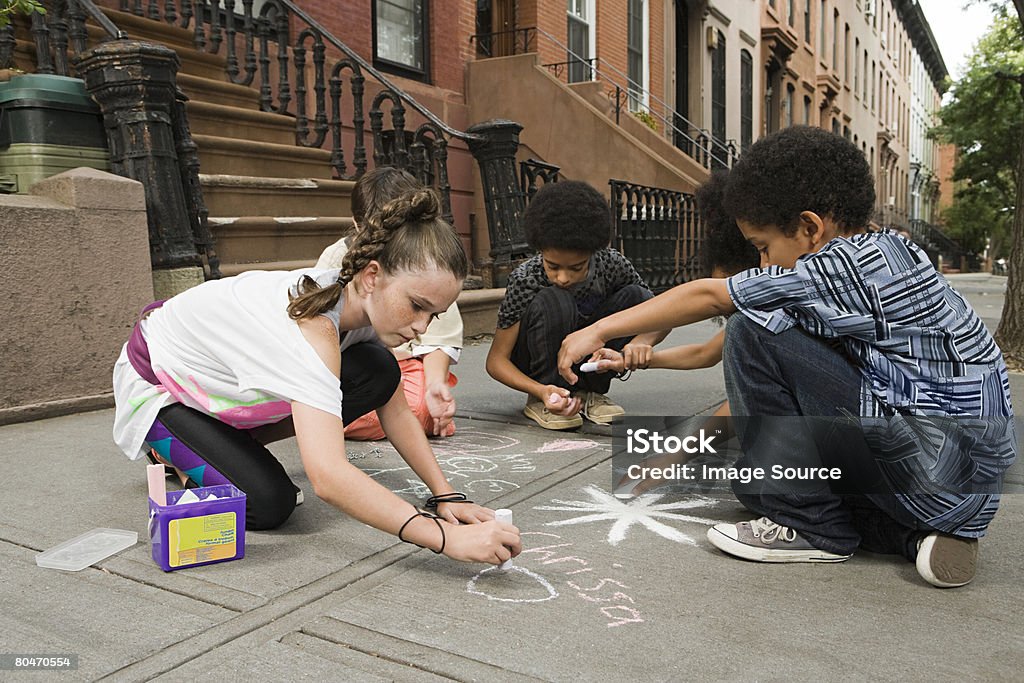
xmin=373 ymin=0 xmax=430 ymax=82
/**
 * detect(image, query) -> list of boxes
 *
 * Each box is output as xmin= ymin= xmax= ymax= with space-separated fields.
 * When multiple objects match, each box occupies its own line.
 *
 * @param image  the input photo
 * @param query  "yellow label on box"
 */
xmin=167 ymin=512 xmax=237 ymax=567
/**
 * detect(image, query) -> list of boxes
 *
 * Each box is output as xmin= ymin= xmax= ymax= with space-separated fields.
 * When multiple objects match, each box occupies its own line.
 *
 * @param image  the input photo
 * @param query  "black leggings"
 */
xmin=146 ymin=342 xmax=401 ymax=530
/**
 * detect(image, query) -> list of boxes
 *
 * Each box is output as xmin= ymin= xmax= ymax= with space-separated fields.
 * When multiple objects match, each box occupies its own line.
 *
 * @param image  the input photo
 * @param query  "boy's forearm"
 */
xmin=486 ymin=353 xmax=547 ymax=400
xmin=593 ymin=279 xmax=734 ymax=342
xmin=650 ymin=344 xmax=717 ymax=370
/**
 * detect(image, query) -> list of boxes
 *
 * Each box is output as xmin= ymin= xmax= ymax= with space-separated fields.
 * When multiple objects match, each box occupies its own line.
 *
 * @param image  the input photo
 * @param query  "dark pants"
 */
xmin=148 ymin=342 xmax=400 ymax=530
xmin=511 ymin=284 xmax=653 ymax=394
xmin=722 ymin=315 xmax=926 ymax=558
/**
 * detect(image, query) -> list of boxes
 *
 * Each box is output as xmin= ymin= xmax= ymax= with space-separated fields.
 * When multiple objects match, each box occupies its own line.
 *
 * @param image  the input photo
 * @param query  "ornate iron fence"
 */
xmin=520 ymin=157 xmax=559 ymax=203
xmin=609 ymin=179 xmax=701 ymax=293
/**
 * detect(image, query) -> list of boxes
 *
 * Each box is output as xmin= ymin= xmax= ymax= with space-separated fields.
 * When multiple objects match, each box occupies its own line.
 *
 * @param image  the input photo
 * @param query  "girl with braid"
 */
xmin=112 ymin=189 xmax=521 ymax=565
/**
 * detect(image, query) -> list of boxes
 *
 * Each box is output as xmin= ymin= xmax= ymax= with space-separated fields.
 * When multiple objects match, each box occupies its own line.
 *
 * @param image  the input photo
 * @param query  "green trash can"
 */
xmin=0 ymin=74 xmax=110 ymax=193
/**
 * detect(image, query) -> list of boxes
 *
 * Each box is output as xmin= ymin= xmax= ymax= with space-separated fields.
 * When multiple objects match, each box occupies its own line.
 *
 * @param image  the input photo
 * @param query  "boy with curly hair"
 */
xmin=559 ymin=127 xmax=1015 ymax=588
xmin=486 ymin=180 xmax=665 ymax=429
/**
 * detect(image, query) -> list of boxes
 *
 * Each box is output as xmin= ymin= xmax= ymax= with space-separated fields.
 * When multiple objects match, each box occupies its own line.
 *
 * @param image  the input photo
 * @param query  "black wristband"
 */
xmin=397 ymin=509 xmax=446 ymax=554
xmin=424 ymin=492 xmax=474 ymax=510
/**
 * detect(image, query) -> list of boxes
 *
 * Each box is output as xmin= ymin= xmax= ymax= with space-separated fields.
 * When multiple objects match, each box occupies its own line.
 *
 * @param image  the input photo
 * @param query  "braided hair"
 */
xmin=287 ymin=188 xmax=467 ymax=320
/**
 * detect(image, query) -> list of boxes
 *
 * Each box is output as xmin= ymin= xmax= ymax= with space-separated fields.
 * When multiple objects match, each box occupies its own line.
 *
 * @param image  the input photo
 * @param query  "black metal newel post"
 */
xmin=466 ymin=119 xmax=529 ymax=287
xmin=75 ymin=39 xmax=205 ymax=297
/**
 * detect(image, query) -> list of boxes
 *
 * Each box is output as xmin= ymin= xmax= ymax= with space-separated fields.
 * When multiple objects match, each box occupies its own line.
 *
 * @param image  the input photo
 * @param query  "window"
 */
xmin=819 ymin=0 xmax=827 ymax=59
xmin=832 ymin=118 xmax=840 ymax=135
xmin=567 ymin=0 xmax=594 ymax=83
xmin=863 ymin=50 xmax=869 ymax=100
xmin=871 ymin=60 xmax=876 ymax=110
xmin=711 ymin=30 xmax=727 ymax=150
xmin=627 ymin=0 xmax=648 ymax=110
xmin=373 ymin=0 xmax=429 ymax=81
xmin=741 ymin=49 xmax=753 ymax=150
xmin=788 ymin=0 xmax=795 ymax=26
xmin=785 ymin=84 xmax=795 ymax=128
xmin=805 ymin=0 xmax=812 ymax=43
xmin=804 ymin=95 xmax=812 ymax=125
xmin=832 ymin=9 xmax=839 ymax=68
xmin=844 ymin=24 xmax=850 ymax=82
xmin=854 ymin=37 xmax=860 ymax=93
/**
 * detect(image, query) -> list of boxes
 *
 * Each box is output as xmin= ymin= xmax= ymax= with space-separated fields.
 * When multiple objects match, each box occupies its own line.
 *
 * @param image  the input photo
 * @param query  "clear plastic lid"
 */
xmin=36 ymin=528 xmax=138 ymax=571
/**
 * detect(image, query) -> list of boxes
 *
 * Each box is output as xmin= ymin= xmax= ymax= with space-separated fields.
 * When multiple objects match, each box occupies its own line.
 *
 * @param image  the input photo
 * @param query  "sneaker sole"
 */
xmin=523 ymin=405 xmax=583 ymax=430
xmin=581 ymin=411 xmax=624 ymax=425
xmin=706 ymin=526 xmax=852 ymax=563
xmin=916 ymin=533 xmax=977 ymax=588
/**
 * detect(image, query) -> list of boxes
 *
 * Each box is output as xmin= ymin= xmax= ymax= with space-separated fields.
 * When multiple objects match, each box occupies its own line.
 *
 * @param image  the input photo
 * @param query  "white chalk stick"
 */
xmin=146 ymin=463 xmax=166 ymax=506
xmin=495 ymin=508 xmax=513 ymax=570
xmin=579 ymin=361 xmax=600 ymax=373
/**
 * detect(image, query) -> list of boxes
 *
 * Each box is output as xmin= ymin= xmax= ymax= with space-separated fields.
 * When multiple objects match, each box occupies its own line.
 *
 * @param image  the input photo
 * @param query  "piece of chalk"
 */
xmin=495 ymin=508 xmax=513 ymax=570
xmin=548 ymin=393 xmax=561 ymax=404
xmin=579 ymin=361 xmax=600 ymax=373
xmin=146 ymin=463 xmax=166 ymax=506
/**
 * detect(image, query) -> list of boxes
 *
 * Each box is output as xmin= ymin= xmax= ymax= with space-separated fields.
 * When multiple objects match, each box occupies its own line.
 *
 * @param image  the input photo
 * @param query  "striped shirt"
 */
xmin=726 ymin=230 xmax=1016 ymax=536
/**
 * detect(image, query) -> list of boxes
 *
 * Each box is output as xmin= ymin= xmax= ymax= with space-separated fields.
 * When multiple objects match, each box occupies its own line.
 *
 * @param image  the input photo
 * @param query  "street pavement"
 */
xmin=1 ymin=274 xmax=1022 ymax=682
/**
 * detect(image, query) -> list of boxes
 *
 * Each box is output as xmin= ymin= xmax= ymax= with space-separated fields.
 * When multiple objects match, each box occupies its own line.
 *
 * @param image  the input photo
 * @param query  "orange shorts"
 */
xmin=343 ymin=357 xmax=458 ymax=441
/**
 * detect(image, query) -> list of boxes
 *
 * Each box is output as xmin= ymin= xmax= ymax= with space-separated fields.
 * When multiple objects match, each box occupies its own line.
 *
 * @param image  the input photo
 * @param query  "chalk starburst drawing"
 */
xmin=534 ymin=485 xmax=721 ymax=546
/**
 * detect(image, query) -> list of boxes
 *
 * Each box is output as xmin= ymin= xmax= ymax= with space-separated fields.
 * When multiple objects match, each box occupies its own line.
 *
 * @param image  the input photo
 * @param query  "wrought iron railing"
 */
xmin=609 ymin=179 xmax=702 ymax=292
xmin=100 ymin=0 xmax=487 ymax=229
xmin=471 ymin=25 xmax=737 ymax=170
xmin=520 ymin=157 xmax=559 ymax=203
xmin=907 ymin=218 xmax=978 ymax=272
xmin=0 ymin=0 xmax=221 ymax=278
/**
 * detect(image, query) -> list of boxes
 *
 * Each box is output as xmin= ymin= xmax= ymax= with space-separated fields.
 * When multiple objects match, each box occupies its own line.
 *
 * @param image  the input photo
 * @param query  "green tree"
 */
xmin=933 ymin=15 xmax=1023 ymax=257
xmin=958 ymin=0 xmax=1024 ymax=369
xmin=0 ymin=0 xmax=44 ymax=28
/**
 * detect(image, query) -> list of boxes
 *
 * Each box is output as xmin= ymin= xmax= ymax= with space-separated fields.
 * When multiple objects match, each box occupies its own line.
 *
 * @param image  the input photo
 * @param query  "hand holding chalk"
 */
xmin=495 ymin=508 xmax=513 ymax=570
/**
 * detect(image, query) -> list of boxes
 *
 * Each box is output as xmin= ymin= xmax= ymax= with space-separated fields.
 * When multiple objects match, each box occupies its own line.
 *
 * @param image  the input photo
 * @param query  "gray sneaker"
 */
xmin=707 ymin=517 xmax=853 ymax=563
xmin=916 ymin=532 xmax=978 ymax=588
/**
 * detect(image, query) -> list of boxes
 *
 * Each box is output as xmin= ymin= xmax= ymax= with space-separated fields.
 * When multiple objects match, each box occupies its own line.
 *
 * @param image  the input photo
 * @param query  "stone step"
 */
xmin=187 ymin=101 xmax=297 ymax=145
xmin=193 ymin=134 xmax=333 ymax=178
xmin=210 ymin=215 xmax=352 ymax=267
xmin=99 ymin=7 xmax=209 ymax=53
xmin=178 ymin=72 xmax=261 ymax=109
xmin=81 ymin=24 xmax=229 ymax=81
xmin=200 ymin=174 xmax=354 ymax=218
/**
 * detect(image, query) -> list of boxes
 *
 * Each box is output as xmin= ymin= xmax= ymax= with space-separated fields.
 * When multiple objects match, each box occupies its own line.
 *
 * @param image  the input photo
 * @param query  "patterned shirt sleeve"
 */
xmin=496 ymin=256 xmax=544 ymax=329
xmin=604 ymin=248 xmax=650 ymax=292
xmin=726 ymin=262 xmax=820 ymax=334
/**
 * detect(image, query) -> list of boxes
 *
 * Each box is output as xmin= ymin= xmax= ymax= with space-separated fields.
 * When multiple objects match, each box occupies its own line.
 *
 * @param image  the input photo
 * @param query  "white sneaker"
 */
xmin=916 ymin=532 xmax=977 ymax=588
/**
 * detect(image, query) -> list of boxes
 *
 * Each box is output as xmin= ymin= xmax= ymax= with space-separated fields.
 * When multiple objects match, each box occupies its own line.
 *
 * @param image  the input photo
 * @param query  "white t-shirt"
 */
xmin=112 ymin=268 xmax=379 ymax=460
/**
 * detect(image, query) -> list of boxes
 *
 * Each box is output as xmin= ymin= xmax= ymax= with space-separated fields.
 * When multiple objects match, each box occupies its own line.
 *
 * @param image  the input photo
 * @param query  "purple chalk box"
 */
xmin=148 ymin=485 xmax=246 ymax=572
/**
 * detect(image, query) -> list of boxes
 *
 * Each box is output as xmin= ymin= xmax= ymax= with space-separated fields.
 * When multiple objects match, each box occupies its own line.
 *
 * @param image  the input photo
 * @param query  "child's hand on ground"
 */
xmin=444 ymin=519 xmax=522 ymax=565
xmin=424 ymin=380 xmax=456 ymax=436
xmin=436 ymin=501 xmax=493 ymax=525
xmin=588 ymin=348 xmax=626 ymax=373
xmin=621 ymin=342 xmax=653 ymax=370
xmin=558 ymin=327 xmax=606 ymax=384
xmin=540 ymin=385 xmax=581 ymax=416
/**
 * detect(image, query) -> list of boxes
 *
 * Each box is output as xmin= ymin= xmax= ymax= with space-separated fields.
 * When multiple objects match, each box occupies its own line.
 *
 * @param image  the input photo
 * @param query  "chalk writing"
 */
xmin=467 ymin=531 xmax=645 ymax=628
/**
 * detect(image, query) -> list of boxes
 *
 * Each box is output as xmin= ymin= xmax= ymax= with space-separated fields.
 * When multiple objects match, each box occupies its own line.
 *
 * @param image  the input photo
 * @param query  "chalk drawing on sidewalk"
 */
xmin=534 ymin=485 xmax=722 ymax=546
xmin=535 ymin=438 xmax=604 ymax=453
xmin=466 ymin=532 xmax=645 ymax=627
xmin=466 ymin=566 xmax=559 ymax=603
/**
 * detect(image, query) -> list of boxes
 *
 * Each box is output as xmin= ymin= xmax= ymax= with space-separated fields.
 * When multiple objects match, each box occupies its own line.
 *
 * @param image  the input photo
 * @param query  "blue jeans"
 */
xmin=723 ymin=315 xmax=925 ymax=557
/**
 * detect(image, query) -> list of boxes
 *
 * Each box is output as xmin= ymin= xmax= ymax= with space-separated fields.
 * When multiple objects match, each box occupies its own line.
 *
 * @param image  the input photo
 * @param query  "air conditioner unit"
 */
xmin=865 ymin=0 xmax=876 ymax=19
xmin=880 ymin=31 xmax=887 ymax=49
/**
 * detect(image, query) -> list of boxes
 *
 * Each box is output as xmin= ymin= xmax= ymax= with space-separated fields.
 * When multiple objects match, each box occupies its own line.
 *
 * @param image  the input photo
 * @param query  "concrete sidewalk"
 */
xmin=2 ymin=275 xmax=1022 ymax=681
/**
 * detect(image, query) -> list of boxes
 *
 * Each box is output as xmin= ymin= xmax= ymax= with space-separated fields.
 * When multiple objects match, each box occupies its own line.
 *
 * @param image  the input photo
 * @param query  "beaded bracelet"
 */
xmin=397 ymin=509 xmax=446 ymax=554
xmin=424 ymin=492 xmax=474 ymax=510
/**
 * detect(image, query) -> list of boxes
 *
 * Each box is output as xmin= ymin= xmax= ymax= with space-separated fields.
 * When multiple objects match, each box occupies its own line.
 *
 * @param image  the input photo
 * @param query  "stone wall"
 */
xmin=0 ymin=168 xmax=152 ymax=424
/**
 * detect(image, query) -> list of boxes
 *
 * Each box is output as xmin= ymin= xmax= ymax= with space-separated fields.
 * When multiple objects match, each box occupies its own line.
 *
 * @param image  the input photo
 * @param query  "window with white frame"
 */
xmin=627 ymin=0 xmax=648 ymax=111
xmin=373 ymin=0 xmax=429 ymax=81
xmin=567 ymin=0 xmax=595 ymax=83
